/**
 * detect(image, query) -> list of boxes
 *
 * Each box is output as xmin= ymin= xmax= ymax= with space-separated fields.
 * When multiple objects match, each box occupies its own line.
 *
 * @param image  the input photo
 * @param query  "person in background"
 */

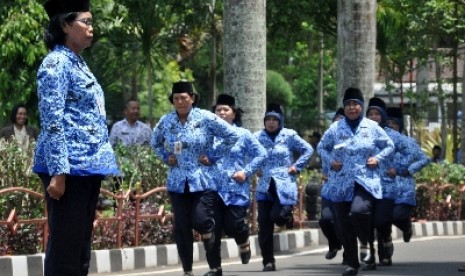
xmin=332 ymin=107 xmax=345 ymax=122
xmin=202 ymin=94 xmax=267 ymax=276
xmin=307 ymin=131 xmax=322 ymax=170
xmin=34 ymin=0 xmax=119 ymax=275
xmin=109 ymin=99 xmax=152 ymax=147
xmin=363 ymin=98 xmax=411 ymax=270
xmin=317 ymin=87 xmax=394 ymax=276
xmin=384 ymin=107 xmax=430 ymax=266
xmin=431 ymin=145 xmax=444 ymax=163
xmin=254 ymin=103 xmax=313 ymax=272
xmin=151 ymin=81 xmax=238 ymax=276
xmin=0 ymin=104 xmax=39 ymax=150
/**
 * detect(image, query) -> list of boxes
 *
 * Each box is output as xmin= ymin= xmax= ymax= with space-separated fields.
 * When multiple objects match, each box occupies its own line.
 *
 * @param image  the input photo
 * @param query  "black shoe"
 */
xmin=379 ymin=258 xmax=392 ymax=266
xmin=203 ymin=269 xmax=222 ymax=276
xmin=458 ymin=264 xmax=465 ymax=272
xmin=325 ymin=248 xmax=338 ymax=260
xmin=240 ymin=248 xmax=251 ymax=264
xmin=202 ymin=232 xmax=215 ymax=251
xmin=183 ymin=272 xmax=194 ymax=276
xmin=383 ymin=241 xmax=394 ymax=259
xmin=403 ymin=227 xmax=413 ymax=243
xmin=362 ymin=262 xmax=376 ymax=271
xmin=342 ymin=267 xmax=358 ymax=276
xmin=263 ymin=263 xmax=276 ymax=271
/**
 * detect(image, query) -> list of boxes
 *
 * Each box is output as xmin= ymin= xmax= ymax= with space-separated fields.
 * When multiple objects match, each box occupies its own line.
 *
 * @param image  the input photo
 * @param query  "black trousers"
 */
xmin=333 ymin=184 xmax=374 ymax=269
xmin=169 ymin=185 xmax=217 ymax=272
xmin=393 ymin=203 xmax=413 ymax=233
xmin=373 ymin=198 xmax=395 ymax=242
xmin=319 ymin=198 xmax=343 ymax=251
xmin=257 ymin=180 xmax=293 ymax=266
xmin=206 ymin=198 xmax=249 ymax=269
xmin=40 ymin=174 xmax=102 ymax=276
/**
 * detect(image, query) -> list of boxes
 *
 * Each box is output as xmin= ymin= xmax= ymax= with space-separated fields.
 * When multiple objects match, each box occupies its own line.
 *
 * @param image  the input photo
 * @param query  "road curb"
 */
xmin=1 ymin=221 xmax=464 ymax=275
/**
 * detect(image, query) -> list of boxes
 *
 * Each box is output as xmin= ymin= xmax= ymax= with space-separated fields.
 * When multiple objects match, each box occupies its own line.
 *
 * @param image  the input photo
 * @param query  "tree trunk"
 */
xmin=223 ymin=0 xmax=266 ymax=132
xmin=337 ymin=0 xmax=377 ymax=105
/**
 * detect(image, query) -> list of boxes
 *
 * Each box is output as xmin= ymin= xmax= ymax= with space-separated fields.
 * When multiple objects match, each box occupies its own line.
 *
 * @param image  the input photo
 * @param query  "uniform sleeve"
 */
xmin=108 ymin=122 xmax=119 ymax=147
xmin=289 ymin=130 xmax=314 ymax=172
xmin=242 ymin=130 xmax=268 ymax=177
xmin=409 ymin=140 xmax=431 ymax=174
xmin=205 ymin=113 xmax=239 ymax=153
xmin=373 ymin=125 xmax=394 ymax=162
xmin=150 ymin=116 xmax=170 ymax=164
xmin=317 ymin=127 xmax=336 ymax=170
xmin=37 ymin=57 xmax=70 ymax=175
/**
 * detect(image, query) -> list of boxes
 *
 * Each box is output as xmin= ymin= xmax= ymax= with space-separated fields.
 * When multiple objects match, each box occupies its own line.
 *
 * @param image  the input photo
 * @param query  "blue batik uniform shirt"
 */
xmin=254 ymin=128 xmax=313 ymax=205
xmin=33 ymin=45 xmax=119 ymax=176
xmin=379 ymin=127 xmax=412 ymax=200
xmin=213 ymin=125 xmax=268 ymax=206
xmin=151 ymin=108 xmax=239 ymax=193
xmin=394 ymin=136 xmax=430 ymax=206
xmin=317 ymin=117 xmax=394 ymax=202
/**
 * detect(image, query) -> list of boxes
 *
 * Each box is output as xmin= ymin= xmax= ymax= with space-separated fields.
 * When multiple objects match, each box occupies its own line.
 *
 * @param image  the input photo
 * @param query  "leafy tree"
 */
xmin=0 ymin=0 xmax=48 ymax=126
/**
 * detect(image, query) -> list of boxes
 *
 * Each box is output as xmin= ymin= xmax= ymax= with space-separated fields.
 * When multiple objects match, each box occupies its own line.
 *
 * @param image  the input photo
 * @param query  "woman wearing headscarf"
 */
xmin=202 ymin=94 xmax=267 ymax=276
xmin=151 ymin=82 xmax=239 ymax=276
xmin=363 ymin=97 xmax=411 ymax=270
xmin=34 ymin=0 xmax=119 ymax=275
xmin=383 ymin=107 xmax=430 ymax=266
xmin=317 ymin=88 xmax=394 ymax=276
xmin=254 ymin=103 xmax=313 ymax=272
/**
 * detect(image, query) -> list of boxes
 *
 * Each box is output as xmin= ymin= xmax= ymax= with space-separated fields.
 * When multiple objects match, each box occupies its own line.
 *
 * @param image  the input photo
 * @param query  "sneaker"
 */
xmin=263 ymin=263 xmax=276 ymax=272
xmin=183 ymin=272 xmax=194 ymax=276
xmin=458 ymin=264 xmax=465 ymax=272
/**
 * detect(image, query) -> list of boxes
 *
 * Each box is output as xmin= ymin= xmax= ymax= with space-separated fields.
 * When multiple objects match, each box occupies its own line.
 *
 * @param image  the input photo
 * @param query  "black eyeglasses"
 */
xmin=74 ymin=18 xmax=93 ymax=26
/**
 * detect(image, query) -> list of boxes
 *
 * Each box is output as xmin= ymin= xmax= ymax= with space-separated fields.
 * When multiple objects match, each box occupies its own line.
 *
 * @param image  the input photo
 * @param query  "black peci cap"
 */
xmin=44 ymin=0 xmax=90 ymax=19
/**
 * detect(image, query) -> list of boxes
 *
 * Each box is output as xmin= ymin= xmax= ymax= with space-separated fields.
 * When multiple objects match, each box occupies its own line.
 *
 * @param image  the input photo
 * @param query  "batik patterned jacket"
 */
xmin=394 ymin=136 xmax=430 ymax=206
xmin=151 ymin=108 xmax=238 ymax=193
xmin=254 ymin=128 xmax=313 ymax=205
xmin=33 ymin=45 xmax=119 ymax=176
xmin=379 ymin=127 xmax=411 ymax=200
xmin=317 ymin=118 xmax=394 ymax=202
xmin=213 ymin=125 xmax=267 ymax=206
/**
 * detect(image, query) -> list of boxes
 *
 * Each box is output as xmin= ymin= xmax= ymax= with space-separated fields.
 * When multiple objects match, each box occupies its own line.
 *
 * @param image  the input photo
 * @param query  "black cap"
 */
xmin=265 ymin=103 xmax=283 ymax=115
xmin=368 ymin=97 xmax=386 ymax=111
xmin=172 ymin=81 xmax=193 ymax=94
xmin=343 ymin=87 xmax=364 ymax=106
xmin=44 ymin=0 xmax=90 ymax=19
xmin=386 ymin=107 xmax=403 ymax=118
xmin=214 ymin=94 xmax=235 ymax=107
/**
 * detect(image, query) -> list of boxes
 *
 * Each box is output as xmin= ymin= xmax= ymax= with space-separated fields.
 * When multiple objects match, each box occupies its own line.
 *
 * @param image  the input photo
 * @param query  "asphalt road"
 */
xmin=91 ymin=236 xmax=465 ymax=276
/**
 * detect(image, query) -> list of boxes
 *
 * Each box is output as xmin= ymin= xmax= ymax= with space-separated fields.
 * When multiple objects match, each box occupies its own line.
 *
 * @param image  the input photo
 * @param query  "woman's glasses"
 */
xmin=74 ymin=18 xmax=93 ymax=26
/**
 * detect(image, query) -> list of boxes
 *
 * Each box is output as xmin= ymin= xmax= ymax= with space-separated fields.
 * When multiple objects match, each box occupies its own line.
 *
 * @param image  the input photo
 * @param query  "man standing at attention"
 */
xmin=109 ymin=100 xmax=152 ymax=147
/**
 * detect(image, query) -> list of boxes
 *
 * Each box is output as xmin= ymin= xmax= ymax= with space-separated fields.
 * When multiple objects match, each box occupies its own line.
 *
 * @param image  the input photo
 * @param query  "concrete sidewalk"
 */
xmin=0 ymin=221 xmax=463 ymax=276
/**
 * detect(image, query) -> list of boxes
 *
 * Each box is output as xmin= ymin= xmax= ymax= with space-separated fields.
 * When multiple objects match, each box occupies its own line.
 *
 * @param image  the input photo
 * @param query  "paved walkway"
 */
xmin=0 ymin=221 xmax=463 ymax=276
